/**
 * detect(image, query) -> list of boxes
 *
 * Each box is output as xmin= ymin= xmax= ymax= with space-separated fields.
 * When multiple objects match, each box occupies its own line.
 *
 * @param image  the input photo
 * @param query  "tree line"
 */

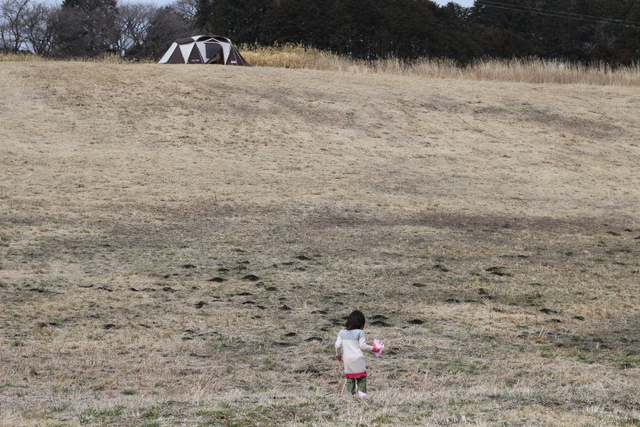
xmin=1 ymin=0 xmax=639 ymax=64
xmin=0 ymin=0 xmax=199 ymax=58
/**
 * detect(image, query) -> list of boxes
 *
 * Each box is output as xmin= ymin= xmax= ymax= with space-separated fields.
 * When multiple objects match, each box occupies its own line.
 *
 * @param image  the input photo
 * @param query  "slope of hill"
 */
xmin=1 ymin=62 xmax=639 ymax=426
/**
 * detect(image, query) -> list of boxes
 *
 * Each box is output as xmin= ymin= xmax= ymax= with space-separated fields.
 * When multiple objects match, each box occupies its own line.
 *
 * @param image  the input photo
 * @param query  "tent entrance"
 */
xmin=205 ymin=43 xmax=223 ymax=64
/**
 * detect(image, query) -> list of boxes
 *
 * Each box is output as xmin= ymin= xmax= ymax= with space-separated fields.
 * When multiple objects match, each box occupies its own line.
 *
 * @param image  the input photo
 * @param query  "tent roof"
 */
xmin=175 ymin=35 xmax=232 ymax=45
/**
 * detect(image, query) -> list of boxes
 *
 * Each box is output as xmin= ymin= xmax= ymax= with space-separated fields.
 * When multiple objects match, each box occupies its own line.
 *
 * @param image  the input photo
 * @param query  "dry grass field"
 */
xmin=1 ymin=60 xmax=640 ymax=426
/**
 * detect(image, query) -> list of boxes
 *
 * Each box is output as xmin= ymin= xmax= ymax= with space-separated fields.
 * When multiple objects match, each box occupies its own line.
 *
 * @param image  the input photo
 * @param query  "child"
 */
xmin=335 ymin=310 xmax=381 ymax=396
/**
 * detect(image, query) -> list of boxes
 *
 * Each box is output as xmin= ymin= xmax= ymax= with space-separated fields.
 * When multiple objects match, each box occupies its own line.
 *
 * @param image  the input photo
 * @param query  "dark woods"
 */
xmin=1 ymin=0 xmax=639 ymax=64
xmin=199 ymin=0 xmax=640 ymax=64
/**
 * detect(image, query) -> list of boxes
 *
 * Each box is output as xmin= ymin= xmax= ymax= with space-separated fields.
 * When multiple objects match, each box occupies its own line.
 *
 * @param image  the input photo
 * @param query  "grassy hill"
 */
xmin=1 ymin=61 xmax=639 ymax=426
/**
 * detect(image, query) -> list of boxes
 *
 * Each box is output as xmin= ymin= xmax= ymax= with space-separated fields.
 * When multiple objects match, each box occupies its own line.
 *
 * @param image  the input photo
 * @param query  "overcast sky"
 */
xmin=433 ymin=0 xmax=475 ymax=7
xmin=48 ymin=0 xmax=476 ymax=5
xmin=125 ymin=0 xmax=475 ymax=9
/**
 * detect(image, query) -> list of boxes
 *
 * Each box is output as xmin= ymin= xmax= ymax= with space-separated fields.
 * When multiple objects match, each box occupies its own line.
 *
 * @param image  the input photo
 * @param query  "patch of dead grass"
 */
xmin=240 ymin=44 xmax=640 ymax=86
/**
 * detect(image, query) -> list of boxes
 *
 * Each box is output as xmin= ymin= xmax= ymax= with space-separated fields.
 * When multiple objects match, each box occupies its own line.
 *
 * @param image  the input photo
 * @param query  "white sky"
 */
xmin=49 ymin=0 xmax=476 ymax=10
xmin=433 ymin=0 xmax=475 ymax=7
xmin=127 ymin=0 xmax=475 ymax=9
xmin=49 ymin=0 xmax=476 ymax=6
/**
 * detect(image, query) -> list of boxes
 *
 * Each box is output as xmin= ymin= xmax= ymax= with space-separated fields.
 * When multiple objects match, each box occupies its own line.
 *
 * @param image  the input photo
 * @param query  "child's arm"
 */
xmin=358 ymin=333 xmax=382 ymax=353
xmin=335 ymin=335 xmax=343 ymax=360
xmin=358 ymin=334 xmax=374 ymax=352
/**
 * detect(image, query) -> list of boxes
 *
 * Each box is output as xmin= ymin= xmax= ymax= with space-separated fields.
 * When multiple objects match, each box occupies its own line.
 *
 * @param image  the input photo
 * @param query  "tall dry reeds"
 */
xmin=0 ymin=52 xmax=46 ymax=62
xmin=241 ymin=44 xmax=640 ymax=86
xmin=239 ymin=43 xmax=345 ymax=70
xmin=0 ymin=52 xmax=154 ymax=63
xmin=452 ymin=57 xmax=640 ymax=86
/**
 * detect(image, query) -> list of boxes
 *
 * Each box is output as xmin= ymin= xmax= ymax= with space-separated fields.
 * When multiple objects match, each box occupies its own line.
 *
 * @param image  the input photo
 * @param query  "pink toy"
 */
xmin=373 ymin=339 xmax=384 ymax=357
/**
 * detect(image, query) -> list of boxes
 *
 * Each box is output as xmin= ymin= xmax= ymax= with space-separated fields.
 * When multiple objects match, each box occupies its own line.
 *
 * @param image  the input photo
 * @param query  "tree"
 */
xmin=117 ymin=2 xmax=156 ymax=56
xmin=180 ymin=0 xmax=640 ymax=64
xmin=0 ymin=0 xmax=30 ymax=52
xmin=469 ymin=0 xmax=640 ymax=64
xmin=197 ymin=0 xmax=268 ymax=43
xmin=52 ymin=0 xmax=120 ymax=57
xmin=172 ymin=0 xmax=198 ymax=28
xmin=229 ymin=0 xmax=451 ymax=60
xmin=141 ymin=5 xmax=199 ymax=59
xmin=22 ymin=1 xmax=55 ymax=55
xmin=616 ymin=3 xmax=640 ymax=64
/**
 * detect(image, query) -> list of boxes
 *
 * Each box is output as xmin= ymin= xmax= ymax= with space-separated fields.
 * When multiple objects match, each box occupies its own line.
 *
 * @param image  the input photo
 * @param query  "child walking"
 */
xmin=335 ymin=310 xmax=382 ymax=396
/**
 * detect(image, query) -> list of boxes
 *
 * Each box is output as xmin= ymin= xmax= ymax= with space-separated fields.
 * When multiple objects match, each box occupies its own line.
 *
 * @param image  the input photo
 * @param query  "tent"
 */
xmin=158 ymin=35 xmax=250 ymax=66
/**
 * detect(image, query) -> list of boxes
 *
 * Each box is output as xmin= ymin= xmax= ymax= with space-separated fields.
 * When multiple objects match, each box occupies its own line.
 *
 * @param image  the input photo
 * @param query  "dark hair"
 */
xmin=345 ymin=310 xmax=365 ymax=330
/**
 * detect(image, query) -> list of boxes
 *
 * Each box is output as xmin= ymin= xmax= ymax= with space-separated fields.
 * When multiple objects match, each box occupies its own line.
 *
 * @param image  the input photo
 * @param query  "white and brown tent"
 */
xmin=158 ymin=35 xmax=250 ymax=66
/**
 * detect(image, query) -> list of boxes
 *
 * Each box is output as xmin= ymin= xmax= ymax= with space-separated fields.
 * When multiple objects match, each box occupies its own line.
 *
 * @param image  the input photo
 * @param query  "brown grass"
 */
xmin=241 ymin=44 xmax=640 ymax=86
xmin=0 ymin=52 xmax=155 ymax=63
xmin=0 ymin=52 xmax=47 ymax=62
xmin=1 ymin=60 xmax=640 ymax=426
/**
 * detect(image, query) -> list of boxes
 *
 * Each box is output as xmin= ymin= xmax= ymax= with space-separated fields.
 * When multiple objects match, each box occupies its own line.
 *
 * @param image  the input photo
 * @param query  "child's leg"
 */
xmin=356 ymin=377 xmax=367 ymax=394
xmin=346 ymin=378 xmax=356 ymax=395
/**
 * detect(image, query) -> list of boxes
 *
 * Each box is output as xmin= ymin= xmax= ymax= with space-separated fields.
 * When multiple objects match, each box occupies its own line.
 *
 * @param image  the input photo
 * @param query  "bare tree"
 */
xmin=117 ymin=2 xmax=157 ymax=56
xmin=172 ymin=0 xmax=197 ymax=27
xmin=141 ymin=4 xmax=199 ymax=59
xmin=0 ymin=0 xmax=202 ymax=59
xmin=0 ymin=0 xmax=30 ymax=52
xmin=22 ymin=1 xmax=55 ymax=55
